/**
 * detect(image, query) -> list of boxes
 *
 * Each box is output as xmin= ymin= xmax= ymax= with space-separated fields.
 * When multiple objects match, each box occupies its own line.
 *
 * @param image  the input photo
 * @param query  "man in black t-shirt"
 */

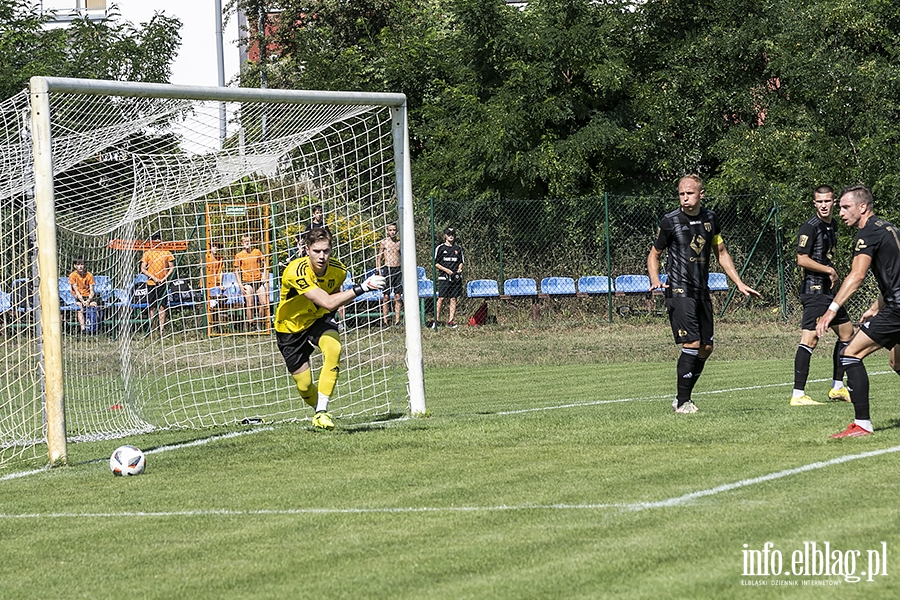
xmin=817 ymin=184 xmax=900 ymax=438
xmin=433 ymin=227 xmax=464 ymax=329
xmin=648 ymin=175 xmax=760 ymax=413
xmin=791 ymin=185 xmax=854 ymax=406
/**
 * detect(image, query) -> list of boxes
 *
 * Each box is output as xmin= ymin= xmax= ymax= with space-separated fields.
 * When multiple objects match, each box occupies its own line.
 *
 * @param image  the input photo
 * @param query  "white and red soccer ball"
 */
xmin=109 ymin=445 xmax=146 ymax=476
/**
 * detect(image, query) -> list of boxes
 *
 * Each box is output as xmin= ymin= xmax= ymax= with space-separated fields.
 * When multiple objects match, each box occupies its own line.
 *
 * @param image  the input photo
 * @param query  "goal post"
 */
xmin=10 ymin=76 xmax=426 ymax=468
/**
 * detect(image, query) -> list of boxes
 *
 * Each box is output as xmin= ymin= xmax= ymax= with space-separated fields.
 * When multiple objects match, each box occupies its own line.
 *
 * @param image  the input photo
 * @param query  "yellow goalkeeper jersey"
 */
xmin=274 ymin=256 xmax=347 ymax=333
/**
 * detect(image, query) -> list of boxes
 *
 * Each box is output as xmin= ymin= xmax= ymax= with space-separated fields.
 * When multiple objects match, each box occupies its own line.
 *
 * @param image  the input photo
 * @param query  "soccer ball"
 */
xmin=109 ymin=445 xmax=146 ymax=476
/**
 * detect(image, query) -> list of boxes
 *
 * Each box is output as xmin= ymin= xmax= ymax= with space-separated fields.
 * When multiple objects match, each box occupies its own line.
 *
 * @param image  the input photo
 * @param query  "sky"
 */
xmin=113 ymin=1 xmax=242 ymax=87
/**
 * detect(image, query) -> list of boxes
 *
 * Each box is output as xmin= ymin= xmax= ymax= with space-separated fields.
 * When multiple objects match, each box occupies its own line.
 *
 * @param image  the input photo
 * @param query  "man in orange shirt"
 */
xmin=203 ymin=240 xmax=225 ymax=326
xmin=234 ymin=234 xmax=269 ymax=330
xmin=140 ymin=231 xmax=175 ymax=334
xmin=68 ymin=257 xmax=97 ymax=332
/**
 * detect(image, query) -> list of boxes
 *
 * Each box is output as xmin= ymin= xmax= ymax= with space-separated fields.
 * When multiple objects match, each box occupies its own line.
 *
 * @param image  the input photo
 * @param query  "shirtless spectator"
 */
xmin=376 ymin=222 xmax=403 ymax=326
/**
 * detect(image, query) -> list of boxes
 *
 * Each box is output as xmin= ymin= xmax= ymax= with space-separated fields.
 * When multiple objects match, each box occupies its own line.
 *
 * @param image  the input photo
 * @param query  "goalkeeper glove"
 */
xmin=353 ymin=274 xmax=386 ymax=296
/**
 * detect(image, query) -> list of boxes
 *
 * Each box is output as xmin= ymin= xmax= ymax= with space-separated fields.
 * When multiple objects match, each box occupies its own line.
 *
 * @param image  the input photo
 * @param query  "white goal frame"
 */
xmin=29 ymin=76 xmax=426 ymax=465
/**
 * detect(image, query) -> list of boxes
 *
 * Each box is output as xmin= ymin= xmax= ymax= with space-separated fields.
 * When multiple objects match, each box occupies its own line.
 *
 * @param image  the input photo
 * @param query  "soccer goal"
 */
xmin=0 ymin=76 xmax=425 ymax=468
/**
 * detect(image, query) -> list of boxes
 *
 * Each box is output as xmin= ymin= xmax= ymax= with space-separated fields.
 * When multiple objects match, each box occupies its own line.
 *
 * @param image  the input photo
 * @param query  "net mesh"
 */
xmin=1 ymin=84 xmax=409 ymax=468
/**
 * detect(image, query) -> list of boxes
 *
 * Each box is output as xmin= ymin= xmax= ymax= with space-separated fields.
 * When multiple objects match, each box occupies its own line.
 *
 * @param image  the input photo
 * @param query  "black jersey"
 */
xmin=434 ymin=243 xmax=464 ymax=280
xmin=853 ymin=216 xmax=900 ymax=307
xmin=797 ymin=215 xmax=838 ymax=295
xmin=653 ymin=206 xmax=723 ymax=298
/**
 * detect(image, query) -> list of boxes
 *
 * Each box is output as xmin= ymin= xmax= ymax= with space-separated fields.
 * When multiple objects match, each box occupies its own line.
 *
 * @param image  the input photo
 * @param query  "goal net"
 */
xmin=1 ymin=77 xmax=424 ymax=469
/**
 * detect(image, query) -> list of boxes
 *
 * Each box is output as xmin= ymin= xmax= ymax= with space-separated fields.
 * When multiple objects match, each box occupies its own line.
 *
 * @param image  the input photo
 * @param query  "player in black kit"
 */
xmin=433 ymin=227 xmax=464 ymax=329
xmin=648 ymin=175 xmax=760 ymax=414
xmin=817 ymin=185 xmax=900 ymax=437
xmin=790 ymin=185 xmax=854 ymax=406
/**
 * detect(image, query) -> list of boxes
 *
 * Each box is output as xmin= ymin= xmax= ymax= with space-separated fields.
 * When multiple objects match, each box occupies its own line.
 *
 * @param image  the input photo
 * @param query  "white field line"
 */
xmin=496 ymin=371 xmax=894 ymax=415
xmin=2 ymin=444 xmax=899 ymax=519
xmin=1 ymin=372 xmax=897 ymax=517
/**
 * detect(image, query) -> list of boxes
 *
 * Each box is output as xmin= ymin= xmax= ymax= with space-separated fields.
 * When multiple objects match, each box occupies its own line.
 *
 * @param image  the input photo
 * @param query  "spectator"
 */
xmin=140 ymin=231 xmax=175 ymax=334
xmin=68 ymin=257 xmax=97 ymax=333
xmin=376 ymin=222 xmax=403 ymax=326
xmin=204 ymin=240 xmax=225 ymax=325
xmin=234 ymin=234 xmax=269 ymax=330
xmin=299 ymin=205 xmax=330 ymax=257
xmin=433 ymin=227 xmax=464 ymax=329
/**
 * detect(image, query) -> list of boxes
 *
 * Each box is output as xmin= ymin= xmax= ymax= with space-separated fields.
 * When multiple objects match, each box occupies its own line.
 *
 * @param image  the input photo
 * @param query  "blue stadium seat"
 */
xmin=614 ymin=274 xmax=651 ymax=294
xmin=466 ymin=279 xmax=500 ymax=298
xmin=577 ymin=276 xmax=613 ymax=295
xmin=58 ymin=279 xmax=79 ymax=312
xmin=708 ymin=272 xmax=728 ymax=291
xmin=111 ymin=289 xmax=129 ymax=308
xmin=416 ymin=266 xmax=426 ymax=280
xmin=503 ymin=278 xmax=538 ymax=297
xmin=418 ymin=278 xmax=435 ymax=298
xmin=540 ymin=277 xmax=576 ymax=296
xmin=93 ymin=275 xmax=113 ymax=302
xmin=0 ymin=291 xmax=11 ymax=313
xmin=220 ymin=272 xmax=244 ymax=306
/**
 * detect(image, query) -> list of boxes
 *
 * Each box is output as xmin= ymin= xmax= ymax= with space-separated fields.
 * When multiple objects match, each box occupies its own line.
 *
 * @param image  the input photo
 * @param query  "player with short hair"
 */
xmin=376 ymin=222 xmax=403 ymax=326
xmin=275 ymin=227 xmax=385 ymax=430
xmin=140 ymin=231 xmax=175 ymax=334
xmin=648 ymin=175 xmax=760 ymax=413
xmin=234 ymin=234 xmax=269 ymax=330
xmin=433 ymin=227 xmax=464 ymax=329
xmin=791 ymin=185 xmax=854 ymax=405
xmin=816 ymin=185 xmax=900 ymax=438
xmin=68 ymin=257 xmax=97 ymax=333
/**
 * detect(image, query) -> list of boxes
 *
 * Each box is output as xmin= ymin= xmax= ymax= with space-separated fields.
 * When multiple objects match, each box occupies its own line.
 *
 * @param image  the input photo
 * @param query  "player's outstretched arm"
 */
xmin=304 ymin=274 xmax=386 ymax=312
xmin=714 ymin=243 xmax=761 ymax=297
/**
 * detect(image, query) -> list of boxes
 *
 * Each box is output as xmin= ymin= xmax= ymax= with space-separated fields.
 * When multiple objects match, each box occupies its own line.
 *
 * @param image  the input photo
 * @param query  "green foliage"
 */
xmin=248 ymin=0 xmax=900 ymax=223
xmin=0 ymin=2 xmax=181 ymax=99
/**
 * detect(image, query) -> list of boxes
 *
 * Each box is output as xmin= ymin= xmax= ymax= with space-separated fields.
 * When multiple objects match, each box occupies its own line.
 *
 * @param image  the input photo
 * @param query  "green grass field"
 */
xmin=2 ymin=322 xmax=900 ymax=599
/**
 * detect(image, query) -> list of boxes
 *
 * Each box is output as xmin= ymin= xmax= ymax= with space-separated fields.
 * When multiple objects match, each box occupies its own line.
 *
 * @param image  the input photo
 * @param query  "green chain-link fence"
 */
xmin=415 ymin=193 xmax=878 ymax=326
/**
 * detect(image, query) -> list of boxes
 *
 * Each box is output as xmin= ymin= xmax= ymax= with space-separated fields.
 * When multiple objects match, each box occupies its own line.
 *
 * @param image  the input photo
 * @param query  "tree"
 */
xmin=0 ymin=2 xmax=181 ymax=100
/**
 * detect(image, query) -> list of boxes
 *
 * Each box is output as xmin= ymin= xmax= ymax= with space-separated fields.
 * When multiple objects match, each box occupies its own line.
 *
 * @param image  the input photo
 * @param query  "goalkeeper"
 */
xmin=274 ymin=227 xmax=385 ymax=430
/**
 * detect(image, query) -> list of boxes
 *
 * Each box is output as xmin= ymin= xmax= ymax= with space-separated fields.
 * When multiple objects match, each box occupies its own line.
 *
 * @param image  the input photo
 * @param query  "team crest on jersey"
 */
xmin=704 ymin=222 xmax=711 ymax=232
xmin=799 ymin=234 xmax=809 ymax=247
xmin=690 ymin=234 xmax=706 ymax=255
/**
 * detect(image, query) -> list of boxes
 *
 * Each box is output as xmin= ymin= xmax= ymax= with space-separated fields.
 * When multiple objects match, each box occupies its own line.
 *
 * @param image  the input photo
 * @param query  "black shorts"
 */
xmin=146 ymin=283 xmax=168 ymax=309
xmin=800 ymin=293 xmax=851 ymax=331
xmin=438 ymin=276 xmax=462 ymax=299
xmin=276 ymin=315 xmax=339 ymax=373
xmin=382 ymin=266 xmax=402 ymax=295
xmin=857 ymin=304 xmax=900 ymax=350
xmin=666 ymin=296 xmax=714 ymax=345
